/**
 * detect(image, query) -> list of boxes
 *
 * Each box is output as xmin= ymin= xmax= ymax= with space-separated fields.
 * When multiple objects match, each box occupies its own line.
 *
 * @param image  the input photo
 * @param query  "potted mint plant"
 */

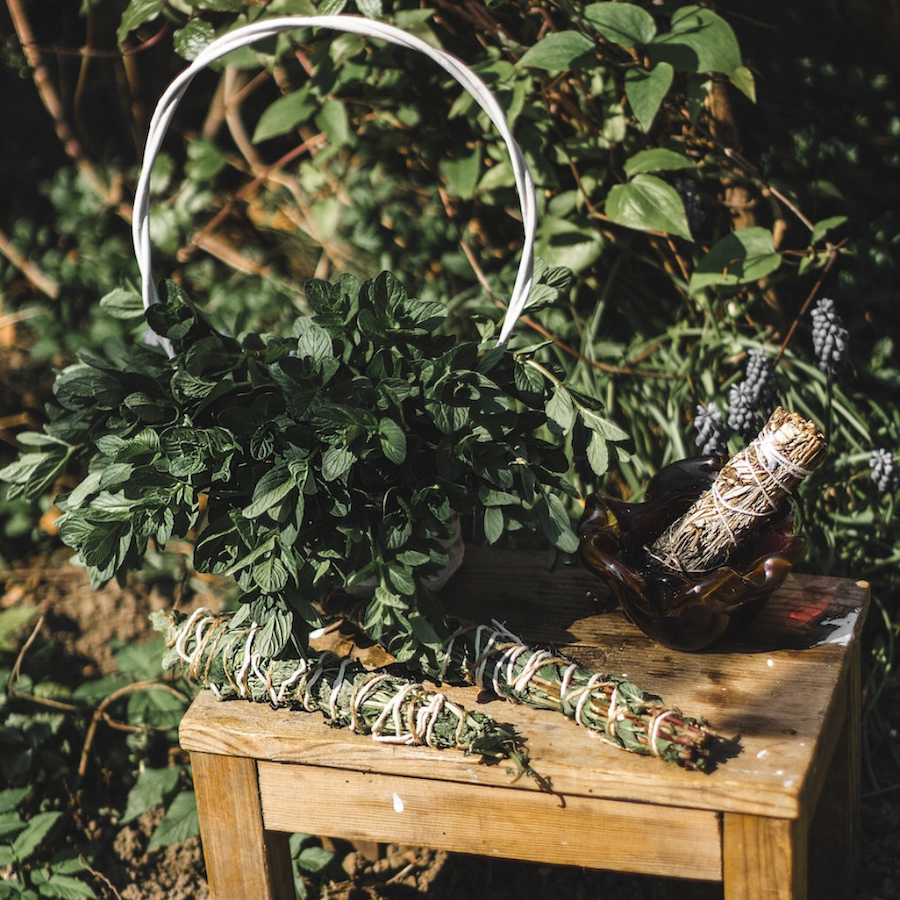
xmin=42 ymin=263 xmax=590 ymax=669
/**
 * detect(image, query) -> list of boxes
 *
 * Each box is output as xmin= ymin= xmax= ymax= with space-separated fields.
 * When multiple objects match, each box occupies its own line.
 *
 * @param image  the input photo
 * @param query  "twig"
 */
xmin=178 ymin=134 xmax=326 ymax=263
xmin=79 ymin=858 xmax=125 ymax=900
xmin=0 ymin=229 xmax=59 ymax=299
xmin=77 ymin=680 xmax=188 ymax=780
xmin=0 ymin=307 xmax=49 ymax=330
xmin=8 ymin=0 xmax=280 ymax=285
xmin=13 ymin=23 xmax=171 ymax=58
xmin=499 ymin=298 xmax=676 ymax=378
xmin=221 ymin=66 xmax=355 ymax=274
xmin=721 ymin=145 xmax=815 ymax=232
xmin=8 ymin=611 xmax=81 ymax=712
xmin=774 ymin=239 xmax=847 ymax=365
xmin=6 ymin=0 xmax=112 ymax=201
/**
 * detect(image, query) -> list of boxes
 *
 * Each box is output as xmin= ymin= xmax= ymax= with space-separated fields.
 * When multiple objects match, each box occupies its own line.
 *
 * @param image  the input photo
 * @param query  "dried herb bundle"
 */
xmin=430 ymin=621 xmax=718 ymax=770
xmin=649 ymin=407 xmax=826 ymax=575
xmin=153 ymin=608 xmax=522 ymax=764
xmin=327 ymin=595 xmax=720 ymax=770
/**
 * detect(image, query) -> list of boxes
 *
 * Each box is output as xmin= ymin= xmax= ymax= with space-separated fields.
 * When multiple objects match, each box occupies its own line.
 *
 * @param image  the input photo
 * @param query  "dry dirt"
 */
xmin=4 ymin=562 xmax=900 ymax=900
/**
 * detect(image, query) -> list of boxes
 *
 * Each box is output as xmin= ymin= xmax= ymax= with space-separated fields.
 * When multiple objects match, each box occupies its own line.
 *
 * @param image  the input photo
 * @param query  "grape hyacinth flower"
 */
xmin=870 ymin=449 xmax=899 ymax=495
xmin=742 ymin=348 xmax=778 ymax=413
xmin=728 ymin=381 xmax=762 ymax=442
xmin=674 ymin=175 xmax=705 ymax=238
xmin=694 ymin=402 xmax=728 ymax=457
xmin=811 ymin=297 xmax=849 ymax=374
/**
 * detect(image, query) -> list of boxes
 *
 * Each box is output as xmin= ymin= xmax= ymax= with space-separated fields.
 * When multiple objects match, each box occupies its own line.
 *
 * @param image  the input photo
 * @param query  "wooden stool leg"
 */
xmin=192 ymin=751 xmax=295 ymax=900
xmin=808 ymin=647 xmax=862 ymax=900
xmin=723 ymin=813 xmax=808 ymax=900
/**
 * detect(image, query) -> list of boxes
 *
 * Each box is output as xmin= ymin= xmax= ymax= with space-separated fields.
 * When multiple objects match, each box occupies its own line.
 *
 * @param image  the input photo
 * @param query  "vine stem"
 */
xmin=6 ymin=606 xmax=188 ymax=784
xmin=178 ymin=132 xmax=327 ymax=264
xmin=77 ymin=680 xmax=189 ymax=781
xmin=522 ymin=356 xmax=564 ymax=389
xmin=773 ymin=239 xmax=847 ymax=366
xmin=7 ymin=612 xmax=81 ymax=712
xmin=6 ymin=0 xmax=110 ymax=200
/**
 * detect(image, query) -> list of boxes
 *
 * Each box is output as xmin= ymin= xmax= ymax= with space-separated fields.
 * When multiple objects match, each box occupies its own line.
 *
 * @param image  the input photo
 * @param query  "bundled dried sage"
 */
xmin=649 ymin=407 xmax=827 ymax=575
xmin=152 ymin=608 xmax=522 ymax=764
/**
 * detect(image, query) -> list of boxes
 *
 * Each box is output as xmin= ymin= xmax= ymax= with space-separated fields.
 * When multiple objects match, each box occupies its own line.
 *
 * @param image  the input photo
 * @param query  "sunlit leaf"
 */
xmin=173 ymin=19 xmax=214 ymax=61
xmin=117 ymin=0 xmax=164 ymax=44
xmin=252 ymin=89 xmax=315 ymax=144
xmin=811 ymin=215 xmax=848 ymax=245
xmin=148 ymin=792 xmax=199 ymax=849
xmin=606 ymin=175 xmax=692 ymax=240
xmin=586 ymin=430 xmax=609 ymax=477
xmin=649 ymin=6 xmax=742 ymax=76
xmin=689 ymin=227 xmax=782 ymax=292
xmin=441 ymin=147 xmax=482 ymax=200
xmin=517 ymin=31 xmax=597 ymax=71
xmin=624 ymin=63 xmax=674 ymax=132
xmin=584 ymin=2 xmax=656 ymax=47
xmin=623 ymin=148 xmax=696 ymax=178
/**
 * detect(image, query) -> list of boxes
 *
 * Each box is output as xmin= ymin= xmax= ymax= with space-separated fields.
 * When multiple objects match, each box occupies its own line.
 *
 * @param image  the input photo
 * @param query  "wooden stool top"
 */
xmin=180 ymin=546 xmax=869 ymax=821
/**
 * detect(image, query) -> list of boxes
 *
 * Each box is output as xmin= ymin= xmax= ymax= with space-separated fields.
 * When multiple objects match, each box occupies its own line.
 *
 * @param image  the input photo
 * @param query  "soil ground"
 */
xmin=3 ymin=563 xmax=899 ymax=900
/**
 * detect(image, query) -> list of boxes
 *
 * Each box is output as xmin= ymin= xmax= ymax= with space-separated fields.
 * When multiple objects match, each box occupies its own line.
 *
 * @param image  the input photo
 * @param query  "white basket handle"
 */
xmin=132 ymin=15 xmax=536 ymax=345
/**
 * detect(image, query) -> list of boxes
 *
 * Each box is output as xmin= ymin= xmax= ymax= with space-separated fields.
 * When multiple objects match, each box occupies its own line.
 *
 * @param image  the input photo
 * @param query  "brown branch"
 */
xmin=0 ymin=227 xmax=59 ymax=299
xmin=11 ymin=23 xmax=171 ymax=58
xmin=178 ymin=134 xmax=326 ymax=264
xmin=8 ymin=611 xmax=82 ymax=712
xmin=6 ymin=0 xmax=272 ymax=282
xmin=773 ymin=239 xmax=847 ymax=365
xmin=78 ymin=859 xmax=125 ymax=900
xmin=6 ymin=0 xmax=111 ymax=201
xmin=78 ymin=681 xmax=188 ymax=780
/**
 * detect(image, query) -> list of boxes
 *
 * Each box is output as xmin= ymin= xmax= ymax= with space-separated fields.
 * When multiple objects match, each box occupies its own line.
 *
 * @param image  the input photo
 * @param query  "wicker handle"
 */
xmin=132 ymin=15 xmax=537 ymax=344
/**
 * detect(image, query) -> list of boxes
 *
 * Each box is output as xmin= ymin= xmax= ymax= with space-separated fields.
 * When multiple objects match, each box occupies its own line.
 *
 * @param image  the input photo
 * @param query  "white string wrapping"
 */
xmin=349 ymin=671 xmax=392 ymax=731
xmin=649 ymin=709 xmax=678 ymax=758
xmin=371 ymin=682 xmax=423 ymax=744
xmin=132 ymin=15 xmax=537 ymax=354
xmin=174 ymin=606 xmax=210 ymax=663
xmin=649 ymin=407 xmax=827 ymax=574
xmin=328 ymin=656 xmax=354 ymax=720
xmin=236 ymin=622 xmax=260 ymax=698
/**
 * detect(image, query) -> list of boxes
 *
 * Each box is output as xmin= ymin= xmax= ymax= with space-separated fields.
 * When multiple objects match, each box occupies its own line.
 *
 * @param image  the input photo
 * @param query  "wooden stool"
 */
xmin=179 ymin=547 xmax=869 ymax=900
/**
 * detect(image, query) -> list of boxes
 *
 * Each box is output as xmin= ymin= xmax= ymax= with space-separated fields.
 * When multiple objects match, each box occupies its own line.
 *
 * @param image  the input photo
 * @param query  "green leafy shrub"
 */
xmin=4 ymin=265 xmax=626 ymax=670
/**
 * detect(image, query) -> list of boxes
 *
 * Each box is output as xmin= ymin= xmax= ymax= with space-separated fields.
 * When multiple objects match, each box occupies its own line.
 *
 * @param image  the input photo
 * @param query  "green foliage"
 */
xmin=0 ymin=613 xmax=198 ymax=897
xmin=0 ymin=793 xmax=97 ymax=899
xmin=289 ymin=833 xmax=337 ymax=899
xmin=6 ymin=266 xmax=625 ymax=668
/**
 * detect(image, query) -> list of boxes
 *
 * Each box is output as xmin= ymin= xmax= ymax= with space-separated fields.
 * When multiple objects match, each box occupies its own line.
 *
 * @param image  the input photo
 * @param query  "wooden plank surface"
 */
xmin=257 ymin=760 xmax=723 ymax=881
xmin=180 ymin=547 xmax=869 ymax=819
